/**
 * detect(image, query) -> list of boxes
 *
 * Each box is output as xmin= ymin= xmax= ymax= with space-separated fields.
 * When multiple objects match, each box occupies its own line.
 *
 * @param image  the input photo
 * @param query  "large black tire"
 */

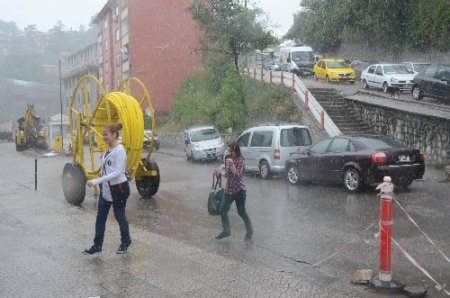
xmin=362 ymin=79 xmax=369 ymax=89
xmin=286 ymin=163 xmax=299 ymax=185
xmin=259 ymin=160 xmax=272 ymax=179
xmin=62 ymin=163 xmax=86 ymax=205
xmin=342 ymin=168 xmax=362 ymax=192
xmin=412 ymin=85 xmax=423 ymax=100
xmin=136 ymin=159 xmax=160 ymax=198
xmin=382 ymin=82 xmax=389 ymax=93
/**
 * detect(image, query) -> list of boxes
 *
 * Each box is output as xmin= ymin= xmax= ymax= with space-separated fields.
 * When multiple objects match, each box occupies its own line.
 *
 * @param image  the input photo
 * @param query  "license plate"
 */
xmin=398 ymin=155 xmax=410 ymax=162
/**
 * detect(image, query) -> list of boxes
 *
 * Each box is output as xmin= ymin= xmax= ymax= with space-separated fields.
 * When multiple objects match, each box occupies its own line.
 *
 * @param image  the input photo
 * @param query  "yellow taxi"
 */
xmin=313 ymin=58 xmax=356 ymax=83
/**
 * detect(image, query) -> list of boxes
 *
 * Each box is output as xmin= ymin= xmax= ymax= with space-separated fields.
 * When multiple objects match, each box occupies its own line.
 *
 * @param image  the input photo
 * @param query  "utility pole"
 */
xmin=59 ymin=59 xmax=63 ymax=151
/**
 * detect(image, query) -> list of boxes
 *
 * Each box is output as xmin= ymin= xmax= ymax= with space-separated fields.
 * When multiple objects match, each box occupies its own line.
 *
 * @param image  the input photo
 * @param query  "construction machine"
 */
xmin=15 ymin=105 xmax=48 ymax=151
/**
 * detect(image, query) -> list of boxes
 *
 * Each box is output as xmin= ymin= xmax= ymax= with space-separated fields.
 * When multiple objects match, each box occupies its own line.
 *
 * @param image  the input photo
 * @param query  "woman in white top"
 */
xmin=83 ymin=123 xmax=132 ymax=255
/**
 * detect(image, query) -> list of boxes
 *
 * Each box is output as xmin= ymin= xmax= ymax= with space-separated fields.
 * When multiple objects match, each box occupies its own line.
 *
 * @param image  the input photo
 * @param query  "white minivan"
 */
xmin=183 ymin=126 xmax=226 ymax=162
xmin=236 ymin=124 xmax=313 ymax=179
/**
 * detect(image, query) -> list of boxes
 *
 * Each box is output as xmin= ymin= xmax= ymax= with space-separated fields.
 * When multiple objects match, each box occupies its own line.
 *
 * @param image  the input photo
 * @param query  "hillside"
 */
xmin=0 ymin=77 xmax=60 ymax=122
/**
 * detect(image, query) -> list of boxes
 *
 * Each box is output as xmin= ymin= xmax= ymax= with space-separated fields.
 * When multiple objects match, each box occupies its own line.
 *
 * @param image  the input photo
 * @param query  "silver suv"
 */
xmin=183 ymin=126 xmax=225 ymax=162
xmin=236 ymin=124 xmax=312 ymax=179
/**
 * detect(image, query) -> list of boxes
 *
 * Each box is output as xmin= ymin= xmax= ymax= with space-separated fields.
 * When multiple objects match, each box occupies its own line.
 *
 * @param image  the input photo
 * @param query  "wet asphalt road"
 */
xmin=4 ymin=142 xmax=450 ymax=297
xmin=78 ymin=150 xmax=450 ymax=297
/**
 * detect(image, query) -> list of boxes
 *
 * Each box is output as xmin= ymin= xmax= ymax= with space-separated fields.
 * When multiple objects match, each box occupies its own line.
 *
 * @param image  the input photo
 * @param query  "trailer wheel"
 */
xmin=136 ymin=159 xmax=160 ymax=198
xmin=62 ymin=163 xmax=86 ymax=205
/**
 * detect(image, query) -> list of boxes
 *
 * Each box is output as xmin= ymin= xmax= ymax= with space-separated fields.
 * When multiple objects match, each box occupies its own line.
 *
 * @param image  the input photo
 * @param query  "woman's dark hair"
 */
xmin=228 ymin=142 xmax=241 ymax=158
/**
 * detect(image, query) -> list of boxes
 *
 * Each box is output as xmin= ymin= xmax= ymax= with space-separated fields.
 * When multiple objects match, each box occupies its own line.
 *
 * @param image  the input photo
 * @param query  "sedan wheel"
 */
xmin=412 ymin=86 xmax=423 ymax=100
xmin=383 ymin=82 xmax=389 ymax=93
xmin=286 ymin=164 xmax=299 ymax=184
xmin=343 ymin=168 xmax=362 ymax=192
xmin=363 ymin=80 xmax=369 ymax=89
xmin=259 ymin=161 xmax=272 ymax=179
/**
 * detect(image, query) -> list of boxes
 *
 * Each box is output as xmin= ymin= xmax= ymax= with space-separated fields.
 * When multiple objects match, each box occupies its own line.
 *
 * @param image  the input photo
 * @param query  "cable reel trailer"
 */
xmin=62 ymin=75 xmax=160 ymax=205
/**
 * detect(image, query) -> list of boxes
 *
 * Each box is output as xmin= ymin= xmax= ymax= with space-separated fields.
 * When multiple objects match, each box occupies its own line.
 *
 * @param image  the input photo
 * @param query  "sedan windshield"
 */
xmin=327 ymin=61 xmax=349 ymax=69
xmin=357 ymin=136 xmax=404 ymax=150
xmin=383 ymin=65 xmax=411 ymax=74
xmin=190 ymin=128 xmax=220 ymax=142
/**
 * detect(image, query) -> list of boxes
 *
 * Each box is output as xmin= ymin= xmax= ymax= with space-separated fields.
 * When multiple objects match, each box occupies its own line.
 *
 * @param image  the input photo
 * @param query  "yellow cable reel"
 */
xmin=62 ymin=75 xmax=160 ymax=205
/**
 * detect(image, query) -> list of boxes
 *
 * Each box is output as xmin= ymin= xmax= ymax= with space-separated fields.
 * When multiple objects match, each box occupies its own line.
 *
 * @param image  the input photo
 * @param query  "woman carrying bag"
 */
xmin=83 ymin=123 xmax=132 ymax=255
xmin=214 ymin=142 xmax=253 ymax=240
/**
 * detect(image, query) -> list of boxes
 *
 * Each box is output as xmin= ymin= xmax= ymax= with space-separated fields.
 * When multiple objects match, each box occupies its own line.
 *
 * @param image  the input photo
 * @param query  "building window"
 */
xmin=121 ymin=44 xmax=129 ymax=63
xmin=98 ymin=43 xmax=102 ymax=57
xmin=104 ymin=19 xmax=108 ymax=29
xmin=105 ymin=39 xmax=109 ymax=50
xmin=116 ymin=29 xmax=120 ymax=41
xmin=121 ymin=17 xmax=128 ymax=36
xmin=104 ymin=62 xmax=109 ymax=74
xmin=115 ymin=6 xmax=119 ymax=16
xmin=116 ymin=53 xmax=121 ymax=67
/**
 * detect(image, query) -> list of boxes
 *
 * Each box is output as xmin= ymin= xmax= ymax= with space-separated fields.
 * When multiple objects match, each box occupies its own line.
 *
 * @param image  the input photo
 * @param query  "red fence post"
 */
xmin=291 ymin=73 xmax=296 ymax=92
xmin=320 ymin=109 xmax=325 ymax=131
xmin=281 ymin=71 xmax=284 ymax=86
xmin=270 ymin=70 xmax=273 ymax=84
xmin=370 ymin=177 xmax=404 ymax=293
xmin=304 ymin=90 xmax=309 ymax=111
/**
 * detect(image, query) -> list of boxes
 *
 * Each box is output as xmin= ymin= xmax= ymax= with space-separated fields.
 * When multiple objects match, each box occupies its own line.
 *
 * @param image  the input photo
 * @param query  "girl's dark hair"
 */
xmin=105 ymin=123 xmax=123 ymax=139
xmin=228 ymin=142 xmax=241 ymax=158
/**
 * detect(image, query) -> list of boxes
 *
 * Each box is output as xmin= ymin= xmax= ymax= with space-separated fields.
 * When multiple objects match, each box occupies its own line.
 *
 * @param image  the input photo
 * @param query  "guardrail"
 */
xmin=244 ymin=67 xmax=342 ymax=137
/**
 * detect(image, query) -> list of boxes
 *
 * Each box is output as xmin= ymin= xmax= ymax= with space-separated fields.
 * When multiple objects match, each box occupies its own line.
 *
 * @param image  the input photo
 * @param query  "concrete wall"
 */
xmin=346 ymin=99 xmax=450 ymax=165
xmin=333 ymin=42 xmax=450 ymax=64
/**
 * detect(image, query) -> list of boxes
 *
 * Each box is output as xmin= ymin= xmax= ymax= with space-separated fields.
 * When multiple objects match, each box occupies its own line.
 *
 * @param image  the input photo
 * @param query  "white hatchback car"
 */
xmin=360 ymin=64 xmax=416 ymax=93
xmin=236 ymin=124 xmax=313 ymax=179
xmin=183 ymin=126 xmax=225 ymax=162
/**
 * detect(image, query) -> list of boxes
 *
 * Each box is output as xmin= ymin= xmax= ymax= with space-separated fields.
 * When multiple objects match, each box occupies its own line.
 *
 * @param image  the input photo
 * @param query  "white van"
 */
xmin=236 ymin=124 xmax=313 ymax=179
xmin=183 ymin=126 xmax=226 ymax=162
xmin=279 ymin=45 xmax=315 ymax=76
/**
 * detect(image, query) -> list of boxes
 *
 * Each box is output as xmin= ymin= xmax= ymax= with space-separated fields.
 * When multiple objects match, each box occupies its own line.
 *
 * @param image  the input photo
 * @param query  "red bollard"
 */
xmin=304 ymin=90 xmax=309 ymax=111
xmin=291 ymin=73 xmax=296 ymax=92
xmin=370 ymin=176 xmax=405 ymax=293
xmin=320 ymin=109 xmax=325 ymax=130
xmin=281 ymin=71 xmax=284 ymax=86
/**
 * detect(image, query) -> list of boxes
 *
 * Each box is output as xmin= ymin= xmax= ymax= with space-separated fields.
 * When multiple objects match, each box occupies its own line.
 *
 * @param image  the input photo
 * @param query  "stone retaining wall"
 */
xmin=346 ymin=99 xmax=450 ymax=165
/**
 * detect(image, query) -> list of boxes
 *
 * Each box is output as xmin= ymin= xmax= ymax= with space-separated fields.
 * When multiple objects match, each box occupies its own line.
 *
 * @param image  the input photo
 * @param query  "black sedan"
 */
xmin=412 ymin=65 xmax=450 ymax=102
xmin=285 ymin=135 xmax=425 ymax=192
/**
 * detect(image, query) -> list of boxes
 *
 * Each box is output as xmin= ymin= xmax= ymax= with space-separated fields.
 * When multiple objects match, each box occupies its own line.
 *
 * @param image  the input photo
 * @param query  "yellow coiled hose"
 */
xmin=92 ymin=92 xmax=144 ymax=175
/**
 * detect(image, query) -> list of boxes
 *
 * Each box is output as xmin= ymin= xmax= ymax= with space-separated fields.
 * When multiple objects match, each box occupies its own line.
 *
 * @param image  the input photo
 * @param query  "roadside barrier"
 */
xmin=371 ymin=176 xmax=450 ymax=295
xmin=244 ymin=67 xmax=342 ymax=137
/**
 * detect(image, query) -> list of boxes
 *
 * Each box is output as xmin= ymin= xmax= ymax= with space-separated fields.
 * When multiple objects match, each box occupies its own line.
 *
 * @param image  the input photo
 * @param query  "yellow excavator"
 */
xmin=15 ymin=105 xmax=48 ymax=151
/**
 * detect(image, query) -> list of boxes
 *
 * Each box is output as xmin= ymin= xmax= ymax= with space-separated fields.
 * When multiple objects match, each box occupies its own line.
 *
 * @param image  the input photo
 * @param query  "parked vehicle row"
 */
xmin=183 ymin=123 xmax=425 ymax=193
xmin=360 ymin=64 xmax=416 ymax=93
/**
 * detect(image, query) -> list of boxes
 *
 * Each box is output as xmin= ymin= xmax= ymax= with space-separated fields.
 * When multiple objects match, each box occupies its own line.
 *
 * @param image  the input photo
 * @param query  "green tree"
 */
xmin=0 ymin=20 xmax=19 ymax=40
xmin=189 ymin=0 xmax=277 ymax=74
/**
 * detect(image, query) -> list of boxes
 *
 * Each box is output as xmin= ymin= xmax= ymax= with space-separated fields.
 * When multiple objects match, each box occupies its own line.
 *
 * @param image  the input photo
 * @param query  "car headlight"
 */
xmin=390 ymin=78 xmax=399 ymax=83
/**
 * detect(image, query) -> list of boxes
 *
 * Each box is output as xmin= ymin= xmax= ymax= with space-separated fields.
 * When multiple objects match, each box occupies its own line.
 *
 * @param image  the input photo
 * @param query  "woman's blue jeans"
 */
xmin=220 ymin=190 xmax=253 ymax=234
xmin=93 ymin=195 xmax=131 ymax=248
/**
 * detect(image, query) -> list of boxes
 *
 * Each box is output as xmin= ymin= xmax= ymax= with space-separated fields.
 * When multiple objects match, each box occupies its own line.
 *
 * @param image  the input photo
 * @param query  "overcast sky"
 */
xmin=0 ymin=0 xmax=299 ymax=37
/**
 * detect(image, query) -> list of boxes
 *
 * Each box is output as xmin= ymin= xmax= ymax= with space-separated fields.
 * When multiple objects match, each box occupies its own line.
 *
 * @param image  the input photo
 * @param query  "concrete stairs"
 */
xmin=308 ymin=88 xmax=375 ymax=136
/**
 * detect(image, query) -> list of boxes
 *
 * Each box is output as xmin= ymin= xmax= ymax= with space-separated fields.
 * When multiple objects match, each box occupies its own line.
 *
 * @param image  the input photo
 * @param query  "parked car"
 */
xmin=361 ymin=64 xmax=416 ymax=93
xmin=400 ymin=62 xmax=431 ymax=75
xmin=349 ymin=60 xmax=378 ymax=80
xmin=236 ymin=124 xmax=313 ymax=179
xmin=183 ymin=126 xmax=225 ymax=162
xmin=313 ymin=58 xmax=356 ymax=83
xmin=285 ymin=135 xmax=425 ymax=192
xmin=263 ymin=59 xmax=280 ymax=71
xmin=143 ymin=129 xmax=160 ymax=150
xmin=411 ymin=65 xmax=450 ymax=102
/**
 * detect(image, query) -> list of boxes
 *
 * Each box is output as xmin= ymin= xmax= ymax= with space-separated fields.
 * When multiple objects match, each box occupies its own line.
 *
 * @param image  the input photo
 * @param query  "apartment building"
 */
xmin=94 ymin=0 xmax=201 ymax=114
